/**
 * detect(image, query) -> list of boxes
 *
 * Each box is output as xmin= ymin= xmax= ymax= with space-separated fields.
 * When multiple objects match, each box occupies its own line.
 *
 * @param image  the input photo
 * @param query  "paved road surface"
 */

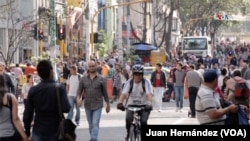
xmin=18 ymin=99 xmax=199 ymax=141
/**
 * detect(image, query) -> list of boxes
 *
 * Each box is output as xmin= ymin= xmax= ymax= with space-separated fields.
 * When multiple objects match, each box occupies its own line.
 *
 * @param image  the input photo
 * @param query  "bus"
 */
xmin=181 ymin=36 xmax=212 ymax=58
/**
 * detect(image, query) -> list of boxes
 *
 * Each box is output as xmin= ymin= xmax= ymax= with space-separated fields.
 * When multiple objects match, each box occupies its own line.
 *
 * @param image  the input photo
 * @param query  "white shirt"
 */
xmin=196 ymin=85 xmax=226 ymax=125
xmin=122 ymin=78 xmax=153 ymax=106
xmin=67 ymin=75 xmax=80 ymax=96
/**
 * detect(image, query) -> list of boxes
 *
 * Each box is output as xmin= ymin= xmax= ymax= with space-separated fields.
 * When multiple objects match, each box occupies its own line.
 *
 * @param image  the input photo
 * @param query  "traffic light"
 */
xmin=58 ymin=25 xmax=65 ymax=40
xmin=33 ymin=24 xmax=38 ymax=40
xmin=94 ymin=32 xmax=98 ymax=43
xmin=38 ymin=29 xmax=44 ymax=40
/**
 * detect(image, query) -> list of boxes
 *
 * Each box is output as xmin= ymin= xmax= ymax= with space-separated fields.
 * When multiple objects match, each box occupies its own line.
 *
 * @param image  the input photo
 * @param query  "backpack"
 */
xmin=225 ymin=104 xmax=249 ymax=125
xmin=68 ymin=73 xmax=82 ymax=81
xmin=233 ymin=78 xmax=250 ymax=100
xmin=128 ymin=78 xmax=146 ymax=94
xmin=123 ymin=78 xmax=146 ymax=107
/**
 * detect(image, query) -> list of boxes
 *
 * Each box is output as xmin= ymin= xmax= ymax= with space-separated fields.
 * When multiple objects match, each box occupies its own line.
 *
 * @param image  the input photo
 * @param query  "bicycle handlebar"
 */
xmin=126 ymin=104 xmax=146 ymax=112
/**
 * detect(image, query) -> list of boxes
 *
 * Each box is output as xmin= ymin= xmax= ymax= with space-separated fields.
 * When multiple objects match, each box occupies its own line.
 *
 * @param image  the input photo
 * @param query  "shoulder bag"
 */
xmin=56 ymin=84 xmax=77 ymax=141
xmin=7 ymin=94 xmax=22 ymax=141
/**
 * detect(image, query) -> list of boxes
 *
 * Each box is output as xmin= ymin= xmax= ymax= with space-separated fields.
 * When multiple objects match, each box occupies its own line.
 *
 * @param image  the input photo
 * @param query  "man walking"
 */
xmin=66 ymin=65 xmax=82 ymax=126
xmin=173 ymin=62 xmax=186 ymax=112
xmin=23 ymin=60 xmax=70 ymax=141
xmin=185 ymin=64 xmax=203 ymax=118
xmin=77 ymin=60 xmax=110 ymax=141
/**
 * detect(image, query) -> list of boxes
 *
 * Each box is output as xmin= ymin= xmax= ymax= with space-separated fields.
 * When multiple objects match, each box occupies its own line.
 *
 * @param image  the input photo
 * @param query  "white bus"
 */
xmin=181 ymin=36 xmax=212 ymax=58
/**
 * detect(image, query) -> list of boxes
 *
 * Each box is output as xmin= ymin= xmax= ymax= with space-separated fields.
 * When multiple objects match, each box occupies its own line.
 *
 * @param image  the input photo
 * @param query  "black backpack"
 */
xmin=68 ymin=73 xmax=82 ymax=81
xmin=124 ymin=78 xmax=146 ymax=107
xmin=128 ymin=78 xmax=146 ymax=94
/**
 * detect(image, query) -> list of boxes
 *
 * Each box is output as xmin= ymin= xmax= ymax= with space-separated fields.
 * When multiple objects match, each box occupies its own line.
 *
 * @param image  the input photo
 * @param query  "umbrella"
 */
xmin=132 ymin=43 xmax=157 ymax=51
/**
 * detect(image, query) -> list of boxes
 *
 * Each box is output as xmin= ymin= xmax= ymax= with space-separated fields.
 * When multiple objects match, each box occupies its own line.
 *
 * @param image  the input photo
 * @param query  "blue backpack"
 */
xmin=225 ymin=105 xmax=249 ymax=125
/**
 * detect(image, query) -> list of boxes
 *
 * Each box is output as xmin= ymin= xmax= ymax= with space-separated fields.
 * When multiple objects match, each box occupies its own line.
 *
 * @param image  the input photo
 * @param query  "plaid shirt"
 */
xmin=77 ymin=73 xmax=109 ymax=110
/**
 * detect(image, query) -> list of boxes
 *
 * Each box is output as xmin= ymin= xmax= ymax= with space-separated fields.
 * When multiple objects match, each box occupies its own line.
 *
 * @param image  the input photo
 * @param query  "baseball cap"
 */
xmin=203 ymin=69 xmax=218 ymax=82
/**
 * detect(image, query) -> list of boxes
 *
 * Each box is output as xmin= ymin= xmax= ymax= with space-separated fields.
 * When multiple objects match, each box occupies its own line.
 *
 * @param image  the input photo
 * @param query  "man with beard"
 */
xmin=77 ymin=60 xmax=110 ymax=141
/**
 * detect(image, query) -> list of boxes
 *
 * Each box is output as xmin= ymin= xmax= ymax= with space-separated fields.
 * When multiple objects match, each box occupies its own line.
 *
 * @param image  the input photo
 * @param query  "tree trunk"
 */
xmin=210 ymin=32 xmax=215 ymax=46
xmin=165 ymin=4 xmax=174 ymax=54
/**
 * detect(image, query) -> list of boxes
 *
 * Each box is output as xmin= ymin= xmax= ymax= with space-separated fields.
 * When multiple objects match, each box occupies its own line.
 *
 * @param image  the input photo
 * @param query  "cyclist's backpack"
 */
xmin=233 ymin=79 xmax=250 ymax=100
xmin=128 ymin=78 xmax=146 ymax=94
xmin=123 ymin=78 xmax=146 ymax=107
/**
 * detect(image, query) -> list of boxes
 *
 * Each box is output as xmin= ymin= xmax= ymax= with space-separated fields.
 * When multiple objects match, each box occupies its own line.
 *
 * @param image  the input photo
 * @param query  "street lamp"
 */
xmin=90 ymin=0 xmax=150 ymax=56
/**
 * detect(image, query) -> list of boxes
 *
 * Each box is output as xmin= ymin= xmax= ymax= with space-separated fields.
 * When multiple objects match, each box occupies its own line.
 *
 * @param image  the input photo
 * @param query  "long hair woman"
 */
xmin=0 ymin=74 xmax=30 ymax=141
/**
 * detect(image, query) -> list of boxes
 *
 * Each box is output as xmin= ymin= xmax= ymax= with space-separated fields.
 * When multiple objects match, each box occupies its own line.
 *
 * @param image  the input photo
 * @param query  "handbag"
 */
xmin=7 ymin=94 xmax=22 ymax=141
xmin=56 ymin=84 xmax=77 ymax=141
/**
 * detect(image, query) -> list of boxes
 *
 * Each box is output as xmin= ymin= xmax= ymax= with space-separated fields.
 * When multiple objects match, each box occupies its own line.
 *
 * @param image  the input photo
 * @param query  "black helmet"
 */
xmin=132 ymin=64 xmax=144 ymax=73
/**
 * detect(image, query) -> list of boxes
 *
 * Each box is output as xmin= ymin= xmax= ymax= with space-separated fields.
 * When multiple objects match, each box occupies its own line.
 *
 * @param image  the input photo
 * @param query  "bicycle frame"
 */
xmin=127 ymin=105 xmax=145 ymax=141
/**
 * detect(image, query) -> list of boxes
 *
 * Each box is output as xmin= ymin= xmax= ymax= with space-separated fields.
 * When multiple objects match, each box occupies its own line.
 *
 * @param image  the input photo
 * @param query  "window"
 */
xmin=183 ymin=38 xmax=207 ymax=50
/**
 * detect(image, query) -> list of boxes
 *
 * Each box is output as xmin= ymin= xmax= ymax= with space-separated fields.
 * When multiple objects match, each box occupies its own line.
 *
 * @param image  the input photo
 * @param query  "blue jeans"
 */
xmin=166 ymin=82 xmax=175 ymax=99
xmin=67 ymin=96 xmax=80 ymax=124
xmin=174 ymin=86 xmax=184 ymax=109
xmin=85 ymin=107 xmax=102 ymax=141
xmin=32 ymin=132 xmax=58 ymax=141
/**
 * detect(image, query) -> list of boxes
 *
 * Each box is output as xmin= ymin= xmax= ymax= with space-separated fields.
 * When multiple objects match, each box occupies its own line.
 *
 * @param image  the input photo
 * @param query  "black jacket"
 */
xmin=23 ymin=80 xmax=70 ymax=136
xmin=150 ymin=70 xmax=166 ymax=87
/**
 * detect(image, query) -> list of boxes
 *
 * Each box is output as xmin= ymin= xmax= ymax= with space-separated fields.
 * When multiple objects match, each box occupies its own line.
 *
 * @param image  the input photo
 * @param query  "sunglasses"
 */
xmin=133 ymin=73 xmax=143 ymax=76
xmin=88 ymin=65 xmax=95 ymax=68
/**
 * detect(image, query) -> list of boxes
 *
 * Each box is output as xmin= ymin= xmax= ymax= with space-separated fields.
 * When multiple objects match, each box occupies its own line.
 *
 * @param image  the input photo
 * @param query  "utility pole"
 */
xmin=49 ymin=0 xmax=56 ymax=56
xmin=59 ymin=16 xmax=64 ymax=58
xmin=39 ymin=21 xmax=43 ymax=56
xmin=118 ymin=0 xmax=123 ymax=64
xmin=151 ymin=0 xmax=155 ymax=45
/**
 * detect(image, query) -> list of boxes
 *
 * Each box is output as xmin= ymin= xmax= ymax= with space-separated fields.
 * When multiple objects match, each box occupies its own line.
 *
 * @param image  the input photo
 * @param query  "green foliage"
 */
xmin=123 ymin=46 xmax=139 ymax=63
xmin=95 ymin=30 xmax=109 ymax=58
xmin=178 ymin=0 xmax=249 ymax=35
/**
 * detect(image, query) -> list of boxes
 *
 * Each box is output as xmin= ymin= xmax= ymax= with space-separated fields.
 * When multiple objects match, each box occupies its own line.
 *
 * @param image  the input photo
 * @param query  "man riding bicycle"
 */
xmin=117 ymin=64 xmax=153 ymax=140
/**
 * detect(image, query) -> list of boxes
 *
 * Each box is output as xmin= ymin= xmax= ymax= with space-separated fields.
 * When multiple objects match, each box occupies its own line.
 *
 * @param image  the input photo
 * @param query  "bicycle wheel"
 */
xmin=135 ymin=125 xmax=141 ymax=141
xmin=129 ymin=125 xmax=135 ymax=141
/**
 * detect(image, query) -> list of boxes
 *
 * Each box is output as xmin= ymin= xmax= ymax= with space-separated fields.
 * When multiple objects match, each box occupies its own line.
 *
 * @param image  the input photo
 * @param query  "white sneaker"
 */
xmin=179 ymin=109 xmax=183 ymax=112
xmin=175 ymin=108 xmax=179 ymax=112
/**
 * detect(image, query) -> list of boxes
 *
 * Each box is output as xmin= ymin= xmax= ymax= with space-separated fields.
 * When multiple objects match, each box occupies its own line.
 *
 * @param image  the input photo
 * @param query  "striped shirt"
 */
xmin=195 ymin=84 xmax=226 ymax=125
xmin=186 ymin=70 xmax=203 ymax=89
xmin=77 ymin=74 xmax=109 ymax=110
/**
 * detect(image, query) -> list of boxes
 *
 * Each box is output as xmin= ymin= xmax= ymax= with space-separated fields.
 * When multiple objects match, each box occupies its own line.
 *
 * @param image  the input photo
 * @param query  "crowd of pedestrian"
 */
xmin=1 ymin=38 xmax=250 ymax=141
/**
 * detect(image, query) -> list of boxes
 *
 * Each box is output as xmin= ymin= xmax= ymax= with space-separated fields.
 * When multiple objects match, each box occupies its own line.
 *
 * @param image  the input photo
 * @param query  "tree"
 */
xmin=178 ymin=0 xmax=250 ymax=43
xmin=130 ymin=0 xmax=181 ymax=54
xmin=0 ymin=0 xmax=34 ymax=66
xmin=129 ymin=1 xmax=150 ymax=43
xmin=95 ymin=30 xmax=109 ymax=59
xmin=164 ymin=0 xmax=180 ymax=54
